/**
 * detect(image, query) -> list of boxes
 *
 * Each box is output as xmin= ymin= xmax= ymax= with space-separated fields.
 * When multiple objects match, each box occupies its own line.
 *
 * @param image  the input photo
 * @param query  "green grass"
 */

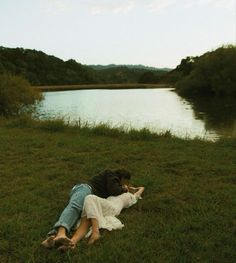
xmin=0 ymin=117 xmax=235 ymax=263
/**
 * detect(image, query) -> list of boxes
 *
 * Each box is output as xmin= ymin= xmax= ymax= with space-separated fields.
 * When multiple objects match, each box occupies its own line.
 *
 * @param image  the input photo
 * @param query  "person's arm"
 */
xmin=133 ymin=186 xmax=145 ymax=198
xmin=128 ymin=186 xmax=138 ymax=193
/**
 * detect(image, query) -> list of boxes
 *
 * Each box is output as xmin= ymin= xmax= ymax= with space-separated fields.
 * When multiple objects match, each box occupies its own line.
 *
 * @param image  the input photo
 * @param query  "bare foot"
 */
xmin=88 ymin=232 xmax=100 ymax=245
xmin=54 ymin=236 xmax=73 ymax=247
xmin=57 ymin=243 xmax=76 ymax=252
xmin=70 ymin=239 xmax=77 ymax=249
xmin=41 ymin=235 xmax=56 ymax=249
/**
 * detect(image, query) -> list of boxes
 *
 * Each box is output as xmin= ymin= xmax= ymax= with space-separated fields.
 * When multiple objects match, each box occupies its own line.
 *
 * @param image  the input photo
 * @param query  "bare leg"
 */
xmin=88 ymin=218 xmax=101 ymax=245
xmin=71 ymin=217 xmax=91 ymax=246
xmin=58 ymin=217 xmax=91 ymax=251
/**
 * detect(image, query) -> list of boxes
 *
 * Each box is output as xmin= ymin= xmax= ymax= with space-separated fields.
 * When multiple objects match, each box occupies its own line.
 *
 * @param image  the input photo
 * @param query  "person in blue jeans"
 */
xmin=41 ymin=168 xmax=131 ymax=248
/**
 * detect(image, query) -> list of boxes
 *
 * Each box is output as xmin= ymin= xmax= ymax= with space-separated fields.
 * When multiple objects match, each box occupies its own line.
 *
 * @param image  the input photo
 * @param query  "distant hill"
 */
xmin=0 ymin=46 xmax=98 ymax=85
xmin=89 ymin=64 xmax=172 ymax=72
xmin=90 ymin=65 xmax=167 ymax=84
xmin=0 ymin=46 xmax=169 ymax=85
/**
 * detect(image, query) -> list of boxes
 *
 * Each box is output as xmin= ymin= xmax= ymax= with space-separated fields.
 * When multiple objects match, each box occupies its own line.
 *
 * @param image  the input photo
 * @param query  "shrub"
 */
xmin=0 ymin=73 xmax=43 ymax=116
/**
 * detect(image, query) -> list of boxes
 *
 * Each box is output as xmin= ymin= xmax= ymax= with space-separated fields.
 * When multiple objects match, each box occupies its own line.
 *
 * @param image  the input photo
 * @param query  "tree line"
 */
xmin=164 ymin=45 xmax=236 ymax=97
xmin=0 ymin=47 xmax=166 ymax=85
xmin=1 ymin=45 xmax=235 ymax=98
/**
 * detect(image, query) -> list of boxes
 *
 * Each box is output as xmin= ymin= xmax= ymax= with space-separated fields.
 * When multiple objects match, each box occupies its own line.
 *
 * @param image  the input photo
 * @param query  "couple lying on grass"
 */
xmin=41 ymin=168 xmax=144 ymax=251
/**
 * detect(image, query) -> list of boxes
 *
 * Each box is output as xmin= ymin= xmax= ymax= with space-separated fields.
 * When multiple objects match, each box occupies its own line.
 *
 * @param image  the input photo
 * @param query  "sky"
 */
xmin=0 ymin=0 xmax=235 ymax=68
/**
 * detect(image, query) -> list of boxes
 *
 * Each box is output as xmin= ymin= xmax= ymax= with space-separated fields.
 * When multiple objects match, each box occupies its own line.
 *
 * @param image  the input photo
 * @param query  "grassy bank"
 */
xmin=33 ymin=83 xmax=170 ymax=92
xmin=0 ymin=117 xmax=235 ymax=263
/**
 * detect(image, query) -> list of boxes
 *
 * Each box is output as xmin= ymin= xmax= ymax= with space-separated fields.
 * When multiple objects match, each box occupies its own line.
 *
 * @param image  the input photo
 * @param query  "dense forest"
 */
xmin=90 ymin=64 xmax=172 ymax=71
xmin=94 ymin=66 xmax=165 ymax=84
xmin=0 ymin=47 xmax=98 ymax=85
xmin=0 ymin=47 xmax=167 ymax=85
xmin=165 ymin=45 xmax=236 ymax=97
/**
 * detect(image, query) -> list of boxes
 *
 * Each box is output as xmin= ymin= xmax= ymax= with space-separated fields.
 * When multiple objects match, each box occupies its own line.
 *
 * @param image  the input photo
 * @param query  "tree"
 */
xmin=138 ymin=71 xmax=160 ymax=83
xmin=0 ymin=74 xmax=43 ymax=116
xmin=175 ymin=45 xmax=236 ymax=97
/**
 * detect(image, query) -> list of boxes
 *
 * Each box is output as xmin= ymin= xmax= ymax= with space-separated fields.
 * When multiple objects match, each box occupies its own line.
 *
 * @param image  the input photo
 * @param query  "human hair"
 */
xmin=113 ymin=168 xmax=131 ymax=180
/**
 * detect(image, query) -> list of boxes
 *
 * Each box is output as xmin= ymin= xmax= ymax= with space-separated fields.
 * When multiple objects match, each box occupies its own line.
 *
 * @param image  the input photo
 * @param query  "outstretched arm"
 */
xmin=128 ymin=186 xmax=145 ymax=198
xmin=134 ymin=186 xmax=145 ymax=198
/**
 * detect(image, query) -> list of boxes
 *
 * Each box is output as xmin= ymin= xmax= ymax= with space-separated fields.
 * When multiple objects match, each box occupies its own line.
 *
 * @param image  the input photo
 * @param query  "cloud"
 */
xmin=209 ymin=0 xmax=235 ymax=8
xmin=45 ymin=0 xmax=235 ymax=15
xmin=88 ymin=0 xmax=177 ymax=14
xmin=89 ymin=0 xmax=135 ymax=15
xmin=148 ymin=0 xmax=176 ymax=13
xmin=44 ymin=0 xmax=73 ymax=14
xmin=183 ymin=0 xmax=235 ymax=9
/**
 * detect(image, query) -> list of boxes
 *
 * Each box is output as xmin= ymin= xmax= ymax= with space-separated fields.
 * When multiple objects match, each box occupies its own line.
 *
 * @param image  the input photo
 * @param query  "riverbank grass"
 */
xmin=0 ymin=117 xmax=235 ymax=263
xmin=33 ymin=83 xmax=170 ymax=92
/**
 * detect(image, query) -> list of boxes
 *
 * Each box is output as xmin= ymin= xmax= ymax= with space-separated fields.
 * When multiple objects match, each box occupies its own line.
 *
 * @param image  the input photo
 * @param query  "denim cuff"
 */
xmin=53 ymin=222 xmax=70 ymax=233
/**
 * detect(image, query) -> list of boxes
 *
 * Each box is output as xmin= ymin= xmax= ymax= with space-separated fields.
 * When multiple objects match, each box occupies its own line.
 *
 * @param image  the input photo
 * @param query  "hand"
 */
xmin=122 ymin=185 xmax=129 ymax=192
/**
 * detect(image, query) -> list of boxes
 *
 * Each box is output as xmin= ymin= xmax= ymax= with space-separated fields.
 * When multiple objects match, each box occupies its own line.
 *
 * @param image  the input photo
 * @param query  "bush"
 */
xmin=0 ymin=74 xmax=43 ymax=116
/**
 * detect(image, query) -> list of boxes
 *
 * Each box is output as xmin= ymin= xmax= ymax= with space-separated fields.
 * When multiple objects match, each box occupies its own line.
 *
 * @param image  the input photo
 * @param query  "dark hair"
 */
xmin=113 ymin=168 xmax=131 ymax=180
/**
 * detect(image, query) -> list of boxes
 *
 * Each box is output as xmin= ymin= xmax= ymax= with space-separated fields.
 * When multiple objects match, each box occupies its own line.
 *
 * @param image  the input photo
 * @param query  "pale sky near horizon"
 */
xmin=0 ymin=0 xmax=235 ymax=68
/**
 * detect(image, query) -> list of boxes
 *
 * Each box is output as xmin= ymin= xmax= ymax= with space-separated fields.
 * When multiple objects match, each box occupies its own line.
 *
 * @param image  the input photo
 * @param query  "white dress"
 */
xmin=81 ymin=192 xmax=139 ymax=232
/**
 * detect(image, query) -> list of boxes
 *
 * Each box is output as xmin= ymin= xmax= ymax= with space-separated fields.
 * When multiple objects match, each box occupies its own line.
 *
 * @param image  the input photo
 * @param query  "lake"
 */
xmin=36 ymin=88 xmax=236 ymax=140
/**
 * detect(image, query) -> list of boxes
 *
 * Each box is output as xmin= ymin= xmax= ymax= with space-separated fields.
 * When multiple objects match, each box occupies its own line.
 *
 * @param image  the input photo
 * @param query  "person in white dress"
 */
xmin=58 ymin=186 xmax=145 ymax=251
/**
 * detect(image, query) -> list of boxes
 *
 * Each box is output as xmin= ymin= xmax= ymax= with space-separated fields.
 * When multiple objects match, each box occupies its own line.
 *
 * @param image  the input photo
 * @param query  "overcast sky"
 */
xmin=0 ymin=0 xmax=235 ymax=68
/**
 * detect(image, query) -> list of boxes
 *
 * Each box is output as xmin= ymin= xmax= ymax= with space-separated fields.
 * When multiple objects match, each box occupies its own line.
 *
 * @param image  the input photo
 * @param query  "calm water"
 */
xmin=36 ymin=88 xmax=236 ymax=140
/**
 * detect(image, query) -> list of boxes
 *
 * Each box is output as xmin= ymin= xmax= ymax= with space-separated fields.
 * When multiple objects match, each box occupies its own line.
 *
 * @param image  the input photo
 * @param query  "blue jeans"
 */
xmin=48 ymin=184 xmax=92 ymax=236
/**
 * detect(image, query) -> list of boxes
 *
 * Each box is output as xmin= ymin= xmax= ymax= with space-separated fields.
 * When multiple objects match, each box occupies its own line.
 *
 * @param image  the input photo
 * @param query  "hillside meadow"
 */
xmin=0 ymin=117 xmax=235 ymax=263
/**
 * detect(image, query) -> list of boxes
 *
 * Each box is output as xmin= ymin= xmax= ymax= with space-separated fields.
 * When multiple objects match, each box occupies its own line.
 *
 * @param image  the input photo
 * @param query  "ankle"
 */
xmin=57 ymin=227 xmax=66 ymax=237
xmin=93 ymin=231 xmax=100 ymax=236
xmin=70 ymin=238 xmax=76 ymax=244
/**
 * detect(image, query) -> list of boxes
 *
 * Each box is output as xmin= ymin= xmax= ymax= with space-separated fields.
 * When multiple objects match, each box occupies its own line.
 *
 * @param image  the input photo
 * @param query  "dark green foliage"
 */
xmin=0 ymin=74 xmax=42 ymax=116
xmin=176 ymin=56 xmax=197 ymax=76
xmin=138 ymin=71 xmax=162 ymax=83
xmin=163 ymin=56 xmax=199 ymax=84
xmin=95 ymin=66 xmax=139 ymax=83
xmin=0 ymin=46 xmax=169 ymax=85
xmin=94 ymin=66 xmax=166 ymax=84
xmin=0 ymin=47 xmax=99 ymax=85
xmin=171 ymin=45 xmax=236 ymax=97
xmin=90 ymin=64 xmax=172 ymax=72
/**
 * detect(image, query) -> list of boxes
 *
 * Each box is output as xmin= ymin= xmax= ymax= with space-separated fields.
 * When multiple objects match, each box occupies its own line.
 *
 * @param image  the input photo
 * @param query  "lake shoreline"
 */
xmin=36 ymin=86 xmax=235 ymax=139
xmin=33 ymin=83 xmax=171 ymax=92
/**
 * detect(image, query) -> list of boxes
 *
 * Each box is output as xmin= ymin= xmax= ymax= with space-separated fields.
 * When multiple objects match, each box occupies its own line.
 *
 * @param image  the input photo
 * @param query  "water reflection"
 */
xmin=35 ymin=88 xmax=232 ymax=140
xmin=186 ymin=97 xmax=236 ymax=137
